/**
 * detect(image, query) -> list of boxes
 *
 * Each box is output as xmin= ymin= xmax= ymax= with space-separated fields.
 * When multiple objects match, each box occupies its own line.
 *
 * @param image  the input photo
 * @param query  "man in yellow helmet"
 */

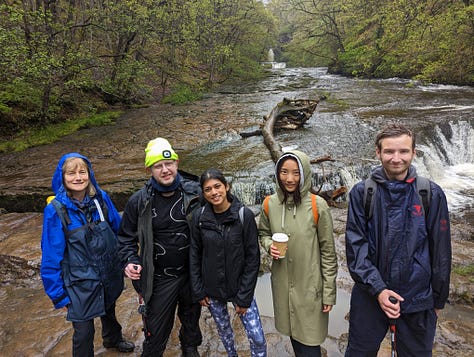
xmin=118 ymin=138 xmax=202 ymax=357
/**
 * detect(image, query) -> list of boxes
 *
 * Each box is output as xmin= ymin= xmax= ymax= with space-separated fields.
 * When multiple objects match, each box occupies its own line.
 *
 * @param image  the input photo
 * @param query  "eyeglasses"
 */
xmin=151 ymin=161 xmax=176 ymax=171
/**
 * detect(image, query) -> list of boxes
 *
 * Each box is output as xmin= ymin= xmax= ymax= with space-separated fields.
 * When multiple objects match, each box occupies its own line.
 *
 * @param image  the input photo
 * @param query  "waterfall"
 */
xmin=414 ymin=120 xmax=474 ymax=212
xmin=267 ymin=48 xmax=275 ymax=62
xmin=337 ymin=120 xmax=474 ymax=213
xmin=231 ymin=120 xmax=473 ymax=214
xmin=261 ymin=48 xmax=286 ymax=69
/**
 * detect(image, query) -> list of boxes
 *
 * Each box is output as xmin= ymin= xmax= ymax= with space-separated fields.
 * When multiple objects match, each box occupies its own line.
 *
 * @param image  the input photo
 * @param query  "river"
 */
xmin=0 ymin=67 xmax=473 ymax=356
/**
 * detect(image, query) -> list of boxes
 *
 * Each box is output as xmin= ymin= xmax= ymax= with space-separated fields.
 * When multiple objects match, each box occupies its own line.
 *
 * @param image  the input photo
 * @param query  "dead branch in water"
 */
xmin=257 ymin=97 xmax=347 ymax=205
xmin=262 ymin=98 xmax=319 ymax=162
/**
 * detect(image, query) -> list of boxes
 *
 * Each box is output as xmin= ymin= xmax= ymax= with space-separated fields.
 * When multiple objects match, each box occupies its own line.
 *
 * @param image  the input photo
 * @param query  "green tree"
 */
xmin=0 ymin=0 xmax=278 ymax=138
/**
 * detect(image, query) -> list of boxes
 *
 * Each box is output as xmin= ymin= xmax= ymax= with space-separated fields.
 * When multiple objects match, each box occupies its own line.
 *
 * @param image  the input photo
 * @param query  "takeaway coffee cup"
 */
xmin=272 ymin=233 xmax=289 ymax=258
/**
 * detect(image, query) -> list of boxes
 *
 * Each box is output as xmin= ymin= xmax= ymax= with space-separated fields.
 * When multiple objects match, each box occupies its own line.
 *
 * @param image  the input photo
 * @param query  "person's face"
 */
xmin=63 ymin=158 xmax=90 ymax=200
xmin=376 ymin=134 xmax=415 ymax=181
xmin=149 ymin=159 xmax=178 ymax=186
xmin=278 ymin=158 xmax=300 ymax=193
xmin=202 ymin=178 xmax=230 ymax=209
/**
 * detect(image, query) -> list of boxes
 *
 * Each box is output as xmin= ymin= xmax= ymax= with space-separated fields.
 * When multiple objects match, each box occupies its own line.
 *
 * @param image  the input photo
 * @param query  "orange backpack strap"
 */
xmin=311 ymin=193 xmax=319 ymax=225
xmin=263 ymin=195 xmax=271 ymax=217
xmin=264 ymin=194 xmax=318 ymax=225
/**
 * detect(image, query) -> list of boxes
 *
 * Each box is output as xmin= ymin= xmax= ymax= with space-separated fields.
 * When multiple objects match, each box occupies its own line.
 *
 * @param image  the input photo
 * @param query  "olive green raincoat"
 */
xmin=259 ymin=150 xmax=337 ymax=346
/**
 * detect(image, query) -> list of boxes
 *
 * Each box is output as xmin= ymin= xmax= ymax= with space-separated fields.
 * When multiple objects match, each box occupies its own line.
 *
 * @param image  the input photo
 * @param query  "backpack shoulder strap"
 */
xmin=363 ymin=177 xmax=377 ymax=220
xmin=92 ymin=198 xmax=107 ymax=222
xmin=363 ymin=176 xmax=432 ymax=220
xmin=263 ymin=195 xmax=271 ymax=217
xmin=51 ymin=198 xmax=71 ymax=233
xmin=262 ymin=194 xmax=318 ymax=225
xmin=416 ymin=176 xmax=431 ymax=217
xmin=310 ymin=193 xmax=319 ymax=225
xmin=238 ymin=206 xmax=245 ymax=226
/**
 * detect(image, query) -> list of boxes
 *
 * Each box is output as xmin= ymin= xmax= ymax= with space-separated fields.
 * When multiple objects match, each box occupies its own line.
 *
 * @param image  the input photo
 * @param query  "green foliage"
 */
xmin=0 ymin=0 xmax=278 ymax=141
xmin=0 ymin=111 xmax=122 ymax=153
xmin=162 ymin=84 xmax=204 ymax=105
xmin=452 ymin=264 xmax=474 ymax=277
xmin=268 ymin=0 xmax=473 ymax=84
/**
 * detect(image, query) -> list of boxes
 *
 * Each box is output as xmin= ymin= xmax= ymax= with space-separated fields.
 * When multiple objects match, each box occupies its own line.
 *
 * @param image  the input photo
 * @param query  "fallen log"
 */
xmin=262 ymin=98 xmax=319 ymax=162
xmin=259 ymin=97 xmax=347 ymax=205
xmin=317 ymin=186 xmax=348 ymax=206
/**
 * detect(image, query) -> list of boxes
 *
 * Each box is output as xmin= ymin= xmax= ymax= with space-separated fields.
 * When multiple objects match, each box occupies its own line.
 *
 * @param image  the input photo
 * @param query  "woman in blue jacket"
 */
xmin=40 ymin=153 xmax=134 ymax=356
xmin=190 ymin=168 xmax=267 ymax=357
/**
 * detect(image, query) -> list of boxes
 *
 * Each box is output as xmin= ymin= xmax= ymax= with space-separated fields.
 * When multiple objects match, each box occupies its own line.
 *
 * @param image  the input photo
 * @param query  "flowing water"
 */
xmin=182 ymin=68 xmax=474 ymax=219
xmin=1 ymin=67 xmax=473 ymax=356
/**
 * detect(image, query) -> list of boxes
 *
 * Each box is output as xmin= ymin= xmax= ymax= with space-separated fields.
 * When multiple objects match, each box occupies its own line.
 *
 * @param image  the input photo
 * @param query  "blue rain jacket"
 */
xmin=345 ymin=165 xmax=451 ymax=313
xmin=40 ymin=153 xmax=123 ymax=322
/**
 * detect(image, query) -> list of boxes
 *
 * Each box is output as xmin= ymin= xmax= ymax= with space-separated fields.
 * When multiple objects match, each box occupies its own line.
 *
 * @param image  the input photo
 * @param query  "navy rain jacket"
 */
xmin=345 ymin=165 xmax=451 ymax=313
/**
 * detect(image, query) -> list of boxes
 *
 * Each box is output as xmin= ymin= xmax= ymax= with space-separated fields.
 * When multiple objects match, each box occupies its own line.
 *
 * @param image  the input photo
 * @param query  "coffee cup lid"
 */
xmin=272 ymin=233 xmax=289 ymax=242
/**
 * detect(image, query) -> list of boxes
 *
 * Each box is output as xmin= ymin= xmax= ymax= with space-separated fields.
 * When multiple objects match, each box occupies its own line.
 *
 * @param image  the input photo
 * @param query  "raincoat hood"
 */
xmin=275 ymin=150 xmax=312 ymax=200
xmin=51 ymin=152 xmax=100 ymax=198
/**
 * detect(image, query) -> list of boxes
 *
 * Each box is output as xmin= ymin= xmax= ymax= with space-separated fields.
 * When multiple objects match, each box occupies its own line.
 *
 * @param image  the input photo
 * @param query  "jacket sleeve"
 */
xmin=235 ymin=207 xmax=260 ymax=308
xmin=117 ymin=193 xmax=141 ymax=269
xmin=316 ymin=197 xmax=338 ymax=306
xmin=258 ymin=202 xmax=273 ymax=254
xmin=189 ymin=210 xmax=206 ymax=302
xmin=345 ymin=183 xmax=387 ymax=296
xmin=40 ymin=204 xmax=71 ymax=309
xmin=101 ymin=190 xmax=122 ymax=234
xmin=428 ymin=183 xmax=451 ymax=309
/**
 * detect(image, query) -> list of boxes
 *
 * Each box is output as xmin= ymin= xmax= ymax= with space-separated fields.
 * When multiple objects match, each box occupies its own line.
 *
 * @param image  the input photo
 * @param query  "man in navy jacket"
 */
xmin=345 ymin=123 xmax=451 ymax=356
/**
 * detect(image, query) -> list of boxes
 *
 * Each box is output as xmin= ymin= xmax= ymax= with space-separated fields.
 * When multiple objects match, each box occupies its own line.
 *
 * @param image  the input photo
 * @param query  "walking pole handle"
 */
xmin=388 ymin=296 xmax=398 ymax=324
xmin=388 ymin=296 xmax=398 ymax=357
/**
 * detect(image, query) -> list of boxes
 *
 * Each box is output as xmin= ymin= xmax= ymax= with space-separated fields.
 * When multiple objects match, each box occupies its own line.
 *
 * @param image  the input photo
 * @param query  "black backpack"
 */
xmin=50 ymin=198 xmax=109 ymax=234
xmin=363 ymin=176 xmax=431 ymax=220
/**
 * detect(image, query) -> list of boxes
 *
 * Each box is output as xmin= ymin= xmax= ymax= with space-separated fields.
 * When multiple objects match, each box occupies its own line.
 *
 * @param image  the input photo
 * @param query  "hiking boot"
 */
xmin=103 ymin=339 xmax=135 ymax=353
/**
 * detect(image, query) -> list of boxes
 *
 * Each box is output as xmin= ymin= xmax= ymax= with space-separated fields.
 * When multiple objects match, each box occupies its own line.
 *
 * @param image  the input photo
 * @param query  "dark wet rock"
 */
xmin=0 ymin=254 xmax=39 ymax=284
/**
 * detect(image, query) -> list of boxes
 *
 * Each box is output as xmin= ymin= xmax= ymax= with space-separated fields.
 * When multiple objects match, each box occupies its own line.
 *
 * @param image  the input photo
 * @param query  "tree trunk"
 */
xmin=260 ymin=97 xmax=347 ymax=206
xmin=262 ymin=98 xmax=319 ymax=162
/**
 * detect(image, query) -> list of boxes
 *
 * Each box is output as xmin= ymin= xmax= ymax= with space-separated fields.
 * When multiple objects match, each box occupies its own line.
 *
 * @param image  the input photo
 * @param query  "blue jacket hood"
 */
xmin=52 ymin=152 xmax=101 ymax=200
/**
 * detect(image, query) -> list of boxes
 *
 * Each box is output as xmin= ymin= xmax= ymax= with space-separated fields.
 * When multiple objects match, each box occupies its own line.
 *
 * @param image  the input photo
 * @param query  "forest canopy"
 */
xmin=0 ymin=0 xmax=276 ymax=137
xmin=269 ymin=0 xmax=474 ymax=85
xmin=1 ymin=0 xmax=472 ymax=140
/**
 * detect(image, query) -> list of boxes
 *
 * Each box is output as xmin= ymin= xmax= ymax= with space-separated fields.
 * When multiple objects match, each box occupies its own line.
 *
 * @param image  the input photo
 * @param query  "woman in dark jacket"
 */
xmin=40 ymin=153 xmax=134 ymax=356
xmin=190 ymin=168 xmax=266 ymax=357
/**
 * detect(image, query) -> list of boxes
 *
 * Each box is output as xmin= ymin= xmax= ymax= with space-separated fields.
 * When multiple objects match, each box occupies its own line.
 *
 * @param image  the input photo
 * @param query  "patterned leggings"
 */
xmin=208 ymin=297 xmax=267 ymax=357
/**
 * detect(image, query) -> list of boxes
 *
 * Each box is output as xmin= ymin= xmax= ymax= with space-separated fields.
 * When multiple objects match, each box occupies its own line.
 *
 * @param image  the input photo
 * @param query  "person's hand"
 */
xmin=377 ymin=289 xmax=404 ymax=319
xmin=270 ymin=243 xmax=284 ymax=260
xmin=235 ymin=305 xmax=248 ymax=316
xmin=199 ymin=297 xmax=210 ymax=307
xmin=124 ymin=263 xmax=142 ymax=280
xmin=322 ymin=304 xmax=332 ymax=313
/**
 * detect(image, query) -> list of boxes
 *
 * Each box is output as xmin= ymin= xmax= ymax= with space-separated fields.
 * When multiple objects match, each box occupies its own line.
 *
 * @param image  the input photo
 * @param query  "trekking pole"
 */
xmin=388 ymin=296 xmax=398 ymax=357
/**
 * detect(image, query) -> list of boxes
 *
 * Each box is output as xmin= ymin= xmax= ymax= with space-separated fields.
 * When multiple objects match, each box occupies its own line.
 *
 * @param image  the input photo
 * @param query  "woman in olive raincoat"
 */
xmin=258 ymin=150 xmax=337 ymax=356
